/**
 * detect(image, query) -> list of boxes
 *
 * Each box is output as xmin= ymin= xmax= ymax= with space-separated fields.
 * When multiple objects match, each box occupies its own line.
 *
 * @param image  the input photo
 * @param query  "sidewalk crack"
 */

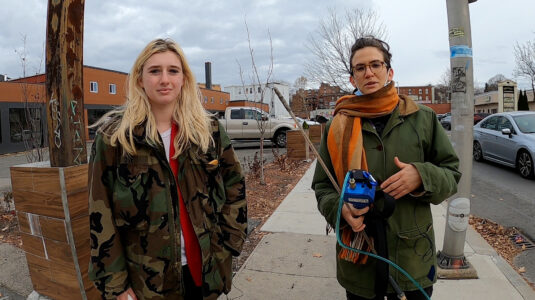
xmin=243 ymin=267 xmax=335 ymax=279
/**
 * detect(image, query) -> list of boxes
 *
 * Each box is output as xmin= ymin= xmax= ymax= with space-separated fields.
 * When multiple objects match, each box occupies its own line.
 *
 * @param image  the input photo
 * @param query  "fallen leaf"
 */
xmin=522 ymin=245 xmax=527 ymax=250
xmin=499 ymin=198 xmax=504 ymax=201
xmin=518 ymin=267 xmax=526 ymax=273
xmin=246 ymin=277 xmax=252 ymax=282
xmin=0 ymin=235 xmax=3 ymax=239
xmin=312 ymin=253 xmax=323 ymax=258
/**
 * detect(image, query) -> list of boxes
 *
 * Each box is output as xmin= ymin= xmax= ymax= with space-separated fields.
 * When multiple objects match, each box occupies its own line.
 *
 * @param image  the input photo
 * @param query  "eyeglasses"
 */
xmin=351 ymin=61 xmax=386 ymax=76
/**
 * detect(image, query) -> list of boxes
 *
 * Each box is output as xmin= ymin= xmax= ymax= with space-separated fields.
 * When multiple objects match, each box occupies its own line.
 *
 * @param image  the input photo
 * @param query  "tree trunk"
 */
xmin=259 ymin=135 xmax=265 ymax=185
xmin=45 ymin=0 xmax=87 ymax=167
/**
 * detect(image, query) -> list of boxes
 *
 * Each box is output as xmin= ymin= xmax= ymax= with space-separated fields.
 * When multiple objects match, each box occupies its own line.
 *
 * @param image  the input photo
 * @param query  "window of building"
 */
xmin=250 ymin=88 xmax=253 ymax=94
xmin=211 ymin=97 xmax=214 ymax=103
xmin=408 ymin=89 xmax=412 ymax=94
xmin=426 ymin=96 xmax=429 ymax=100
xmin=109 ymin=84 xmax=116 ymax=94
xmin=204 ymin=96 xmax=208 ymax=103
xmin=258 ymin=86 xmax=261 ymax=93
xmin=426 ymin=89 xmax=429 ymax=94
xmin=419 ymin=89 xmax=422 ymax=94
xmin=90 ymin=81 xmax=98 ymax=93
xmin=220 ymin=98 xmax=223 ymax=104
xmin=9 ymin=108 xmax=43 ymax=143
xmin=238 ymin=89 xmax=242 ymax=94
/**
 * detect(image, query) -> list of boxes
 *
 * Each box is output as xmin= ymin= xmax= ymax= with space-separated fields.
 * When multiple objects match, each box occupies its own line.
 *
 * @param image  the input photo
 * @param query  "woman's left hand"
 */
xmin=380 ymin=157 xmax=422 ymax=199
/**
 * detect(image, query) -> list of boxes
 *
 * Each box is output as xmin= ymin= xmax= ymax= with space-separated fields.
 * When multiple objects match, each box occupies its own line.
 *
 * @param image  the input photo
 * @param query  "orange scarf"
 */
xmin=327 ymin=82 xmax=419 ymax=263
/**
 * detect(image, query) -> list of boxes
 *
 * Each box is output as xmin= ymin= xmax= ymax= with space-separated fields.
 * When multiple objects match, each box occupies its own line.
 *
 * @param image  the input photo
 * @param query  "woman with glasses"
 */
xmin=312 ymin=36 xmax=461 ymax=299
xmin=88 ymin=38 xmax=247 ymax=300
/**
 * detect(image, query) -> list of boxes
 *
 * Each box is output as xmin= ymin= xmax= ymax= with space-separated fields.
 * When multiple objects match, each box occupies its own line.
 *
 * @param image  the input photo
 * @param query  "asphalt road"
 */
xmin=470 ymin=158 xmax=535 ymax=240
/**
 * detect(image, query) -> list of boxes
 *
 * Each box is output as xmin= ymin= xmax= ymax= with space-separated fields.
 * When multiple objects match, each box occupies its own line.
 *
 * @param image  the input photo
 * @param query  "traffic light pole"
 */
xmin=437 ymin=0 xmax=478 ymax=278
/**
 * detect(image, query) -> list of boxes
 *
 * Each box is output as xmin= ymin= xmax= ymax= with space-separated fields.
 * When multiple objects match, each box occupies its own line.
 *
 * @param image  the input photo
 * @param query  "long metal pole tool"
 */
xmin=271 ymin=87 xmax=407 ymax=300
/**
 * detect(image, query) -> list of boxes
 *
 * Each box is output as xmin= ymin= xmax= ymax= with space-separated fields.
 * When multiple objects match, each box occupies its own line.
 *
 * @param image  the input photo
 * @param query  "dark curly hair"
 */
xmin=349 ymin=36 xmax=392 ymax=75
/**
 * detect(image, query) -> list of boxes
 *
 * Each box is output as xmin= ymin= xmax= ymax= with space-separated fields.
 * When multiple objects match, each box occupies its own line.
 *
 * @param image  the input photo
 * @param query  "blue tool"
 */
xmin=341 ymin=169 xmax=377 ymax=209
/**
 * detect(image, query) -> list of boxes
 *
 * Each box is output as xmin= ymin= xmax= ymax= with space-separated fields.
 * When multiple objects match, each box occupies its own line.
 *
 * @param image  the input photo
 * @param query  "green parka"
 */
xmin=88 ymin=118 xmax=247 ymax=300
xmin=312 ymin=104 xmax=461 ymax=298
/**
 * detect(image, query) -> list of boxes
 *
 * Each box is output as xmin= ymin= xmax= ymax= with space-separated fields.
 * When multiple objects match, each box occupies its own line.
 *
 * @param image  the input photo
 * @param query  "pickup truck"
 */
xmin=221 ymin=106 xmax=296 ymax=147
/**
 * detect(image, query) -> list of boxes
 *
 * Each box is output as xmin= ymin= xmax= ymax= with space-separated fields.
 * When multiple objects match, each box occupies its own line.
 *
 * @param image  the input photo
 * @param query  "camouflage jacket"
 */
xmin=88 ymin=118 xmax=247 ymax=300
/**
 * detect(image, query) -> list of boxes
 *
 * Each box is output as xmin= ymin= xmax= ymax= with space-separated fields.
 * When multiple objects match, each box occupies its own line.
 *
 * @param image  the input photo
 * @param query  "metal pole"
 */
xmin=438 ymin=0 xmax=477 ymax=274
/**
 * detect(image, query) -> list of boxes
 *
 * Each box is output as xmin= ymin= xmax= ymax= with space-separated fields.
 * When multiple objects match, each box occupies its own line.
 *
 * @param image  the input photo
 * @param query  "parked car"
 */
xmin=222 ymin=107 xmax=296 ymax=147
xmin=438 ymin=112 xmax=451 ymax=121
xmin=440 ymin=115 xmax=452 ymax=130
xmin=473 ymin=113 xmax=490 ymax=124
xmin=473 ymin=111 xmax=535 ymax=178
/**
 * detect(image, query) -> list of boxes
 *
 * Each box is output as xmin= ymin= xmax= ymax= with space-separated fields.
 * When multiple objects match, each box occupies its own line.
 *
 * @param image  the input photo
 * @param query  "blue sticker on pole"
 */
xmin=450 ymin=45 xmax=472 ymax=58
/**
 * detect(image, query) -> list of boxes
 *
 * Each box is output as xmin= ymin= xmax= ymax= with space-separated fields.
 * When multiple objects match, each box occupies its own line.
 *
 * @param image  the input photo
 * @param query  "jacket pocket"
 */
xmin=114 ymin=164 xmax=151 ymax=230
xmin=394 ymin=223 xmax=435 ymax=281
xmin=206 ymin=226 xmax=232 ymax=294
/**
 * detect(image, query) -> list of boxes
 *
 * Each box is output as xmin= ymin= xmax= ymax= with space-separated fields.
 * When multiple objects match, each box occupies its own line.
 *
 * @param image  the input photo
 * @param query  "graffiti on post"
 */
xmin=49 ymin=94 xmax=62 ymax=149
xmin=70 ymin=99 xmax=84 ymax=165
xmin=451 ymin=67 xmax=466 ymax=93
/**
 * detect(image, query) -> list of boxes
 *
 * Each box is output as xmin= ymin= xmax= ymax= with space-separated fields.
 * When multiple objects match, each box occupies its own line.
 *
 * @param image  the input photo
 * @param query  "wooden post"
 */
xmin=45 ymin=0 xmax=87 ymax=167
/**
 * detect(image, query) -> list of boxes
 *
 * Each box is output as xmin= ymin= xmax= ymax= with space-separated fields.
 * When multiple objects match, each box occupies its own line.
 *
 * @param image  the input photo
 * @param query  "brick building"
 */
xmin=290 ymin=83 xmax=347 ymax=118
xmin=397 ymin=85 xmax=435 ymax=103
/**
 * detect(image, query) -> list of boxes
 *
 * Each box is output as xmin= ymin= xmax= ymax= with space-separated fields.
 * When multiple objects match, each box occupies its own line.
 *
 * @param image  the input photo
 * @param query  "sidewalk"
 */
xmin=223 ymin=161 xmax=535 ymax=300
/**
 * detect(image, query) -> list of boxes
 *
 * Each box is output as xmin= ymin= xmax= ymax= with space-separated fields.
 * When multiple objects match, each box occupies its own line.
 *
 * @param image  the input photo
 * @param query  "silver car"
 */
xmin=473 ymin=111 xmax=535 ymax=178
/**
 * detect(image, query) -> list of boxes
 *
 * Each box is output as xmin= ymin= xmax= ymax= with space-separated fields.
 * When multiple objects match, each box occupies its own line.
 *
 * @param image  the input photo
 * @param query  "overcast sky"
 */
xmin=1 ymin=0 xmax=534 ymax=90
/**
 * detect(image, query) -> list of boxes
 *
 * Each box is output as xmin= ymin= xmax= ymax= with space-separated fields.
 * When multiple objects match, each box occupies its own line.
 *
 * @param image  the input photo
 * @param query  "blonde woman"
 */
xmin=88 ymin=38 xmax=247 ymax=300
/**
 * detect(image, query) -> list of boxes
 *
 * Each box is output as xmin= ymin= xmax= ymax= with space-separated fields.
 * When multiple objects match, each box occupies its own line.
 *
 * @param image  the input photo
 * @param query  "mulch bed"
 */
xmin=469 ymin=215 xmax=534 ymax=289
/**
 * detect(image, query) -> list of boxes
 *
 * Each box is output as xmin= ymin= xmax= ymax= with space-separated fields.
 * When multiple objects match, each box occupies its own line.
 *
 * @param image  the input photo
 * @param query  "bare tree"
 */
xmin=237 ymin=19 xmax=274 ymax=185
xmin=305 ymin=8 xmax=387 ymax=92
xmin=14 ymin=35 xmax=47 ymax=162
xmin=484 ymin=74 xmax=507 ymax=92
xmin=514 ymin=40 xmax=535 ymax=100
xmin=435 ymin=67 xmax=452 ymax=103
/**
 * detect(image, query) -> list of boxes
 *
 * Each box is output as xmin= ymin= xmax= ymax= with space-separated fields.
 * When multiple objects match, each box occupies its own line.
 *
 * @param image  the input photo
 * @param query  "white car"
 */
xmin=473 ymin=111 xmax=535 ymax=178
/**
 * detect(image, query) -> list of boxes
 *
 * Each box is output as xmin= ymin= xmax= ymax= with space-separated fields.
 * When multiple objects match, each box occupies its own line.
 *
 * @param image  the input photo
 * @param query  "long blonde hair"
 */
xmin=94 ymin=38 xmax=213 ymax=158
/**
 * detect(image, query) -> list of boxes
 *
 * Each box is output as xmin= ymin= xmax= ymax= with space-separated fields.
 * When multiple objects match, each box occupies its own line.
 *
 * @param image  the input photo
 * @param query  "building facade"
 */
xmin=289 ymin=83 xmax=346 ymax=119
xmin=224 ymin=82 xmax=290 ymax=117
xmin=475 ymin=80 xmax=534 ymax=113
xmin=397 ymin=85 xmax=435 ymax=103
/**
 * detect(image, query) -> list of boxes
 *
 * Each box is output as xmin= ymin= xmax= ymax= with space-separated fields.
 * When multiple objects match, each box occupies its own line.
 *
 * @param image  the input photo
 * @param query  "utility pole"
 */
xmin=45 ymin=0 xmax=87 ymax=167
xmin=438 ymin=0 xmax=478 ymax=278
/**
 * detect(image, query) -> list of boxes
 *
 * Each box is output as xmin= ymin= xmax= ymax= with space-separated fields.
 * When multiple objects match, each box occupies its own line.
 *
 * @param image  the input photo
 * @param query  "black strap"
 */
xmin=364 ymin=218 xmax=389 ymax=297
xmin=364 ymin=191 xmax=396 ymax=296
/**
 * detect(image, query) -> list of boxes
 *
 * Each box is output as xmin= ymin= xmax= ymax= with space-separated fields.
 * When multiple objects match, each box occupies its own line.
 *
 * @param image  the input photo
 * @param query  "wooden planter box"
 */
xmin=308 ymin=125 xmax=322 ymax=149
xmin=287 ymin=130 xmax=308 ymax=160
xmin=10 ymin=162 xmax=98 ymax=300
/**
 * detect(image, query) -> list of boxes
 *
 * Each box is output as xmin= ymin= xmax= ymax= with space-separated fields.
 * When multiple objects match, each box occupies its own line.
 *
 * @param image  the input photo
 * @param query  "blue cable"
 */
xmin=335 ymin=196 xmax=431 ymax=300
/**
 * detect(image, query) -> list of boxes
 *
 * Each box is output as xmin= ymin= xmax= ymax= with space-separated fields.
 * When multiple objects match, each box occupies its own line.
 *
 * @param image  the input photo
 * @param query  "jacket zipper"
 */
xmin=150 ymin=143 xmax=183 ymax=289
